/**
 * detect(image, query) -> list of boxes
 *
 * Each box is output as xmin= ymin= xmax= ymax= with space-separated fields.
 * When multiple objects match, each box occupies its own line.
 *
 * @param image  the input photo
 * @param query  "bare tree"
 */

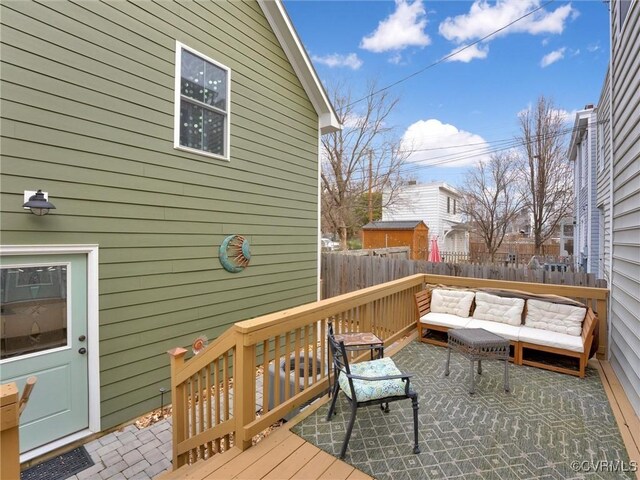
xmin=460 ymin=152 xmax=523 ymax=261
xmin=321 ymin=81 xmax=409 ymax=248
xmin=517 ymin=96 xmax=573 ymax=254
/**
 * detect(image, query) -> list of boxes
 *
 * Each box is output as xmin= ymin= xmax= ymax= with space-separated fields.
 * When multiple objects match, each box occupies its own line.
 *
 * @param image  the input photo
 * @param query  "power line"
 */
xmin=340 ymin=120 xmax=607 ymax=183
xmin=341 ymin=120 xmax=603 ymax=173
xmin=347 ymin=0 xmax=556 ymax=109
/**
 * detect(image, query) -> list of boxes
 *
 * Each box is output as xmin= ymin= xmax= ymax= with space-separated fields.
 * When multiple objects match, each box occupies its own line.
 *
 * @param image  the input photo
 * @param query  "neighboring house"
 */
xmin=361 ymin=220 xmax=429 ymax=260
xmin=606 ymin=0 xmax=640 ymax=417
xmin=568 ymin=105 xmax=601 ymax=276
xmin=383 ymin=182 xmax=468 ymax=254
xmin=0 ymin=0 xmax=338 ymax=459
xmin=596 ymin=68 xmax=613 ymax=283
xmin=509 ymin=208 xmax=534 ymax=238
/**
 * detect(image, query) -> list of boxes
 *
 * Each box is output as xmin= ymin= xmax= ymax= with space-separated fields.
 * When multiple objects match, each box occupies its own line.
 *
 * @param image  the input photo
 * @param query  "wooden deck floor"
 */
xmin=156 ymin=425 xmax=372 ymax=480
xmin=157 ymin=353 xmax=638 ymax=480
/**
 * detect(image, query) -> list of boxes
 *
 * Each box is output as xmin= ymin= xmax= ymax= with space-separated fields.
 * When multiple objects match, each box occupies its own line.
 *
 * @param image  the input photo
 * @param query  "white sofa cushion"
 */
xmin=473 ymin=292 xmax=525 ymax=326
xmin=420 ymin=312 xmax=472 ymax=329
xmin=430 ymin=288 xmax=475 ymax=317
xmin=519 ymin=325 xmax=584 ymax=353
xmin=466 ymin=319 xmax=521 ymax=342
xmin=525 ymin=299 xmax=586 ymax=336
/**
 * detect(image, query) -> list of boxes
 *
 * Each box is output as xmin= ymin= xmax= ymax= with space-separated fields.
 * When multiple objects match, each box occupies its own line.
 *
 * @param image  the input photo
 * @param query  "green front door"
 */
xmin=0 ymin=254 xmax=89 ymax=453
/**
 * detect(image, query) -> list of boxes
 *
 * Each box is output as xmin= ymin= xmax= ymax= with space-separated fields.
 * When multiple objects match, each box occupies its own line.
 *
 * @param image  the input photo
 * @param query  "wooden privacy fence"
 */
xmin=167 ymin=274 xmax=425 ymax=469
xmin=469 ymin=240 xmax=561 ymax=257
xmin=321 ymin=253 xmax=606 ymax=299
xmin=320 ymin=256 xmax=609 ymax=358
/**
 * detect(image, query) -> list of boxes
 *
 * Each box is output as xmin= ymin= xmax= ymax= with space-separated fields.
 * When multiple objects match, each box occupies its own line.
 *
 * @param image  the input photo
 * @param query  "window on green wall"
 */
xmin=174 ymin=42 xmax=230 ymax=160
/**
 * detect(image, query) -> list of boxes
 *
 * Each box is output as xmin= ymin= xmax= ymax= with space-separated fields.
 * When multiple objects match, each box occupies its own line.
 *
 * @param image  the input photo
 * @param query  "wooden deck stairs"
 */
xmin=157 ymin=424 xmax=372 ymax=480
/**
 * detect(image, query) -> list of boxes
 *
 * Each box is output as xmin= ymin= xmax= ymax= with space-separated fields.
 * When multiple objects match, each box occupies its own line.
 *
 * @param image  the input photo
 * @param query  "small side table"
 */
xmin=329 ymin=331 xmax=384 ymax=398
xmin=444 ymin=328 xmax=510 ymax=394
xmin=333 ymin=332 xmax=384 ymax=360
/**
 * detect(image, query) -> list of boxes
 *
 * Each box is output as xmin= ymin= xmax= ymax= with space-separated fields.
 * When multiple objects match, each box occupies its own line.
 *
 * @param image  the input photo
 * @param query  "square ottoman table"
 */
xmin=444 ymin=328 xmax=510 ymax=394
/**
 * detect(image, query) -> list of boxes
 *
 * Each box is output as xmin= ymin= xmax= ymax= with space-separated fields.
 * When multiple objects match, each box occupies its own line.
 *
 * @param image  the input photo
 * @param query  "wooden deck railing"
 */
xmin=167 ymin=273 xmax=608 ymax=470
xmin=167 ymin=274 xmax=425 ymax=469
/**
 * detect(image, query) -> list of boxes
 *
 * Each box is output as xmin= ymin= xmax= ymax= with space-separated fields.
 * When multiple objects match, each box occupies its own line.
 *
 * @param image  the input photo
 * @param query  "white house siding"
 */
xmin=382 ymin=182 xmax=467 ymax=253
xmin=569 ymin=108 xmax=600 ymax=275
xmin=597 ymin=70 xmax=612 ymax=283
xmin=609 ymin=0 xmax=640 ymax=417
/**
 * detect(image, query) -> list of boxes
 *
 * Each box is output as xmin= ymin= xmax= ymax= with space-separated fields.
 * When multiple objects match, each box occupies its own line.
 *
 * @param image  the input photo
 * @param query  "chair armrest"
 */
xmin=415 ymin=290 xmax=432 ymax=319
xmin=582 ymin=307 xmax=598 ymax=358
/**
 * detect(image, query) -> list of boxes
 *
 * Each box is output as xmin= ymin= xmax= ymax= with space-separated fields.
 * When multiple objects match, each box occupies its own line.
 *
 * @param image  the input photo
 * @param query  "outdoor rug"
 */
xmin=21 ymin=446 xmax=94 ymax=480
xmin=292 ymin=341 xmax=636 ymax=480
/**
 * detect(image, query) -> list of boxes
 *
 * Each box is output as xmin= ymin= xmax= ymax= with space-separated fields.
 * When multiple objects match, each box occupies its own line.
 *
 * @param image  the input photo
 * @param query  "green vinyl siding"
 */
xmin=0 ymin=0 xmax=321 ymax=428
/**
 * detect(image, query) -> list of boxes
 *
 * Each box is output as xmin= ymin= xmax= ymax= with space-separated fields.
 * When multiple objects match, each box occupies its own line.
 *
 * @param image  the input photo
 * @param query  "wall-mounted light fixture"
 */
xmin=23 ymin=190 xmax=56 ymax=216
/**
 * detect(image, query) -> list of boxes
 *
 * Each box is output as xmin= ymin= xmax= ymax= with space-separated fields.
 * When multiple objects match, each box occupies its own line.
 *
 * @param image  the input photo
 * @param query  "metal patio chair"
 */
xmin=326 ymin=330 xmax=420 ymax=459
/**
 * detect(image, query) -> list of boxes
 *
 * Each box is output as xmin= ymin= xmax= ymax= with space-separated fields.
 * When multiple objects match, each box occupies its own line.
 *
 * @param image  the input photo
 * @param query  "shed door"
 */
xmin=416 ymin=231 xmax=428 ymax=260
xmin=0 ymin=254 xmax=88 ymax=453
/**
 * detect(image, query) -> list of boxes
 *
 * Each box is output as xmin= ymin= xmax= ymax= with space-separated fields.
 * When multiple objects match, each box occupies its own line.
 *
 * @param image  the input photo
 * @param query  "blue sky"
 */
xmin=284 ymin=0 xmax=610 ymax=186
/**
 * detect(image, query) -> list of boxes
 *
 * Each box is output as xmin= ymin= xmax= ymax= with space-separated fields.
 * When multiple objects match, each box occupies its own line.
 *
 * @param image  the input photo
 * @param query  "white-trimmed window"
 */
xmin=174 ymin=42 xmax=230 ymax=160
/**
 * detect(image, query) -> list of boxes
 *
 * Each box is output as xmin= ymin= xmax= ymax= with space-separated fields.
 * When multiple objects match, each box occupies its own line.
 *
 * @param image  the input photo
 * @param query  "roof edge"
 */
xmin=258 ymin=0 xmax=341 ymax=134
xmin=362 ymin=220 xmax=428 ymax=230
xmin=567 ymin=110 xmax=592 ymax=161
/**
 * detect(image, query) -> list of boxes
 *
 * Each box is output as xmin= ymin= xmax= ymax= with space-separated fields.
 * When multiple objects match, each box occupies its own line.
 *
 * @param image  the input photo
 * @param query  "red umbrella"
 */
xmin=428 ymin=237 xmax=441 ymax=262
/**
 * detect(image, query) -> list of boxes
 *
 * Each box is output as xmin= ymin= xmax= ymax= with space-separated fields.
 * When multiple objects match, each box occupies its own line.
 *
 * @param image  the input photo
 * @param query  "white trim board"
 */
xmin=258 ymin=0 xmax=340 ymax=134
xmin=0 ymin=244 xmax=101 ymax=457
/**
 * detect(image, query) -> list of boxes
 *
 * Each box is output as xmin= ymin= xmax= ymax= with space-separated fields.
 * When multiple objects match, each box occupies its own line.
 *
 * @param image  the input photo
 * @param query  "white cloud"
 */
xmin=446 ymin=43 xmax=489 ymax=63
xmin=401 ymin=119 xmax=491 ymax=168
xmin=587 ymin=42 xmax=600 ymax=52
xmin=540 ymin=47 xmax=566 ymax=67
xmin=342 ymin=112 xmax=367 ymax=128
xmin=518 ymin=105 xmax=576 ymax=124
xmin=438 ymin=0 xmax=576 ymax=60
xmin=553 ymin=108 xmax=577 ymax=123
xmin=360 ymin=0 xmax=431 ymax=53
xmin=311 ymin=53 xmax=363 ymax=70
xmin=388 ymin=53 xmax=403 ymax=65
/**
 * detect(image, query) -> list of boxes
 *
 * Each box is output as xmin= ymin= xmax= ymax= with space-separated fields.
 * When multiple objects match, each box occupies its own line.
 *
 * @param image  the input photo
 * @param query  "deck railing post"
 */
xmin=168 ymin=347 xmax=188 ymax=469
xmin=235 ymin=335 xmax=256 ymax=451
xmin=1 ymin=383 xmax=19 ymax=480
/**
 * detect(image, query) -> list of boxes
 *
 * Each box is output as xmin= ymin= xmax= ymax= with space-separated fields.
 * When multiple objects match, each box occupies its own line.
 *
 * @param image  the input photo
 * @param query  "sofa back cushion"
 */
xmin=430 ymin=288 xmax=475 ymax=317
xmin=525 ymin=299 xmax=587 ymax=336
xmin=472 ymin=291 xmax=525 ymax=326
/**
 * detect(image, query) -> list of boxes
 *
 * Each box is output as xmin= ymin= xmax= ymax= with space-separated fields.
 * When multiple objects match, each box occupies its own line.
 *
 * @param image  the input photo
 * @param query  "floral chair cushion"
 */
xmin=338 ymin=357 xmax=407 ymax=402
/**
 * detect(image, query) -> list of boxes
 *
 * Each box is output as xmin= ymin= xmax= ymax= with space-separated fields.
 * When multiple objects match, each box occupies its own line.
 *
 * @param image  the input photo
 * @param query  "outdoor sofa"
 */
xmin=415 ymin=286 xmax=598 ymax=377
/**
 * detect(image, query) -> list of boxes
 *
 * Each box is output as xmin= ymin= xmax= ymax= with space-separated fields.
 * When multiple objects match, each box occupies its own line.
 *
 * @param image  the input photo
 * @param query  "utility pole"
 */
xmin=368 ymin=149 xmax=373 ymax=223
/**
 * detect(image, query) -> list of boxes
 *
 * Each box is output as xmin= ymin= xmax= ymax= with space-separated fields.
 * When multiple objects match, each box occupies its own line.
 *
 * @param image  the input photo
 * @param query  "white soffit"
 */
xmin=568 ymin=111 xmax=591 ymax=161
xmin=258 ymin=0 xmax=341 ymax=134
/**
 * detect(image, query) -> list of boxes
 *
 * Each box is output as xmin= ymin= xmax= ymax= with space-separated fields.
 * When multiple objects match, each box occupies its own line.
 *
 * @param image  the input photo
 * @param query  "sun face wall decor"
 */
xmin=219 ymin=235 xmax=251 ymax=273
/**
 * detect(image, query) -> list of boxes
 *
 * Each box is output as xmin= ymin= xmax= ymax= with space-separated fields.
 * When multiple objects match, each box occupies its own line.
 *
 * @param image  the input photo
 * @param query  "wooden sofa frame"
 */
xmin=414 ymin=289 xmax=598 ymax=378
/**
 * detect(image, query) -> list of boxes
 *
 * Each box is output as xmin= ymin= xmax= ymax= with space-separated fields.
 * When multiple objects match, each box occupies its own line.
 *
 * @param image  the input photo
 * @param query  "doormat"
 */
xmin=21 ymin=446 xmax=94 ymax=480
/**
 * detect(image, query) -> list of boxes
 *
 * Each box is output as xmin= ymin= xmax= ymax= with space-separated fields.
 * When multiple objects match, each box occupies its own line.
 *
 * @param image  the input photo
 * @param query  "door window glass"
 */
xmin=1 ymin=265 xmax=68 ymax=360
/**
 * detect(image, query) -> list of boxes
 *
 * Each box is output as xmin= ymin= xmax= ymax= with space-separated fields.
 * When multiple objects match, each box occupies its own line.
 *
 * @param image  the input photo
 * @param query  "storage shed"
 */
xmin=361 ymin=221 xmax=429 ymax=260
